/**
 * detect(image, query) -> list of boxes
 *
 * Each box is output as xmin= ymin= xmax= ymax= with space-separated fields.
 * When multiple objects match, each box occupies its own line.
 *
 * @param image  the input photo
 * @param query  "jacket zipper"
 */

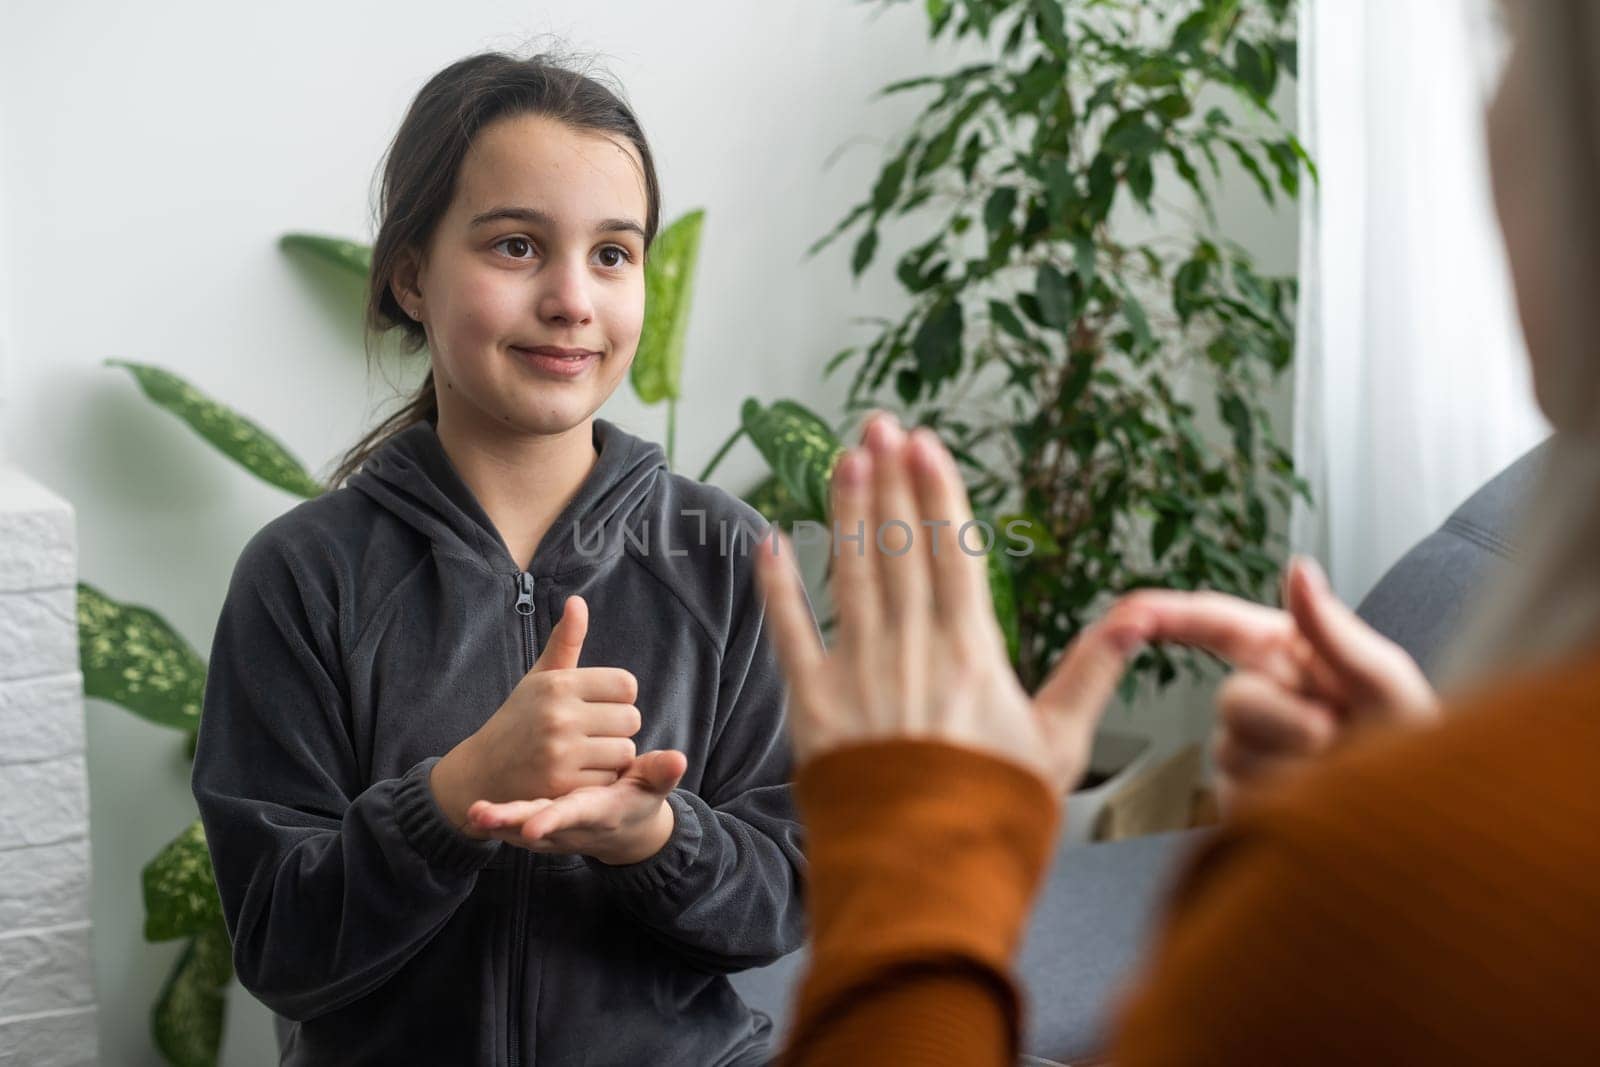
xmin=508 ymin=571 xmax=536 ymax=1067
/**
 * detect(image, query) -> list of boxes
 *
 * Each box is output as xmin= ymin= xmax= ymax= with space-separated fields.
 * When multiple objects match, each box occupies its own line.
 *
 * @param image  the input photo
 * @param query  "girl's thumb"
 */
xmin=629 ymin=750 xmax=688 ymax=796
xmin=532 ymin=595 xmax=588 ymax=672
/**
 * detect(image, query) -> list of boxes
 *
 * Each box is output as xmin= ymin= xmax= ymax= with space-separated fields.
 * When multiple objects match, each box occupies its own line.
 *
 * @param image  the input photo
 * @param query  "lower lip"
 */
xmin=513 ymin=348 xmax=598 ymax=378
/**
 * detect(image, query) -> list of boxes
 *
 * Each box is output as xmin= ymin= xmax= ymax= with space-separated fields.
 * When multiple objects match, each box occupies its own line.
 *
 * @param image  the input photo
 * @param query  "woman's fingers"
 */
xmin=864 ymin=415 xmax=931 ymax=621
xmin=755 ymin=530 xmax=826 ymax=683
xmin=1284 ymin=556 xmax=1438 ymax=723
xmin=1216 ymin=670 xmax=1338 ymax=768
xmin=1114 ymin=589 xmax=1303 ymax=685
xmin=907 ymin=427 xmax=988 ymax=621
xmin=828 ymin=448 xmax=879 ymax=643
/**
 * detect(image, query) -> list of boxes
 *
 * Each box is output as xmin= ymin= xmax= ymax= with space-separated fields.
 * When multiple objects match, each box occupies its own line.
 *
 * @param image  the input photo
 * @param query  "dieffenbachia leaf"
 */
xmin=741 ymin=474 xmax=814 ymax=528
xmin=143 ymin=819 xmax=222 ymax=943
xmin=632 ymin=210 xmax=705 ymax=404
xmin=106 ymin=360 xmax=323 ymax=498
xmin=740 ymin=399 xmax=844 ymax=522
xmin=77 ymin=582 xmax=205 ymax=731
xmin=152 ymin=917 xmax=232 ymax=1067
xmin=278 ymin=233 xmax=372 ymax=281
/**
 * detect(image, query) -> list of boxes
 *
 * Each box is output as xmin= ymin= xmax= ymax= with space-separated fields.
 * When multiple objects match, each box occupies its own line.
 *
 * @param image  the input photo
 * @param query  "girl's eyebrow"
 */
xmin=469 ymin=205 xmax=646 ymax=242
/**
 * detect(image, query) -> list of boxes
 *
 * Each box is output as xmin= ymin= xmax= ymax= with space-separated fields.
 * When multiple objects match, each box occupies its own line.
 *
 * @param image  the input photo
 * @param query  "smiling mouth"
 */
xmin=512 ymin=345 xmax=602 ymax=378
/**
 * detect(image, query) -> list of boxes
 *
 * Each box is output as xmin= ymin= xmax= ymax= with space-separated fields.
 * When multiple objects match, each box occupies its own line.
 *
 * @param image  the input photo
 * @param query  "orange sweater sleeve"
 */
xmin=780 ymin=740 xmax=1059 ymax=1067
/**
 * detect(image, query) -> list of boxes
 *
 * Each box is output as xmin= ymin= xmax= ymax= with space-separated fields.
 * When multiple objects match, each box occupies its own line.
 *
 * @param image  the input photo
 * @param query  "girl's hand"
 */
xmin=466 ymin=749 xmax=688 ymax=865
xmin=756 ymin=414 xmax=1144 ymax=792
xmin=1117 ymin=557 xmax=1441 ymax=801
xmin=432 ymin=596 xmax=646 ymax=839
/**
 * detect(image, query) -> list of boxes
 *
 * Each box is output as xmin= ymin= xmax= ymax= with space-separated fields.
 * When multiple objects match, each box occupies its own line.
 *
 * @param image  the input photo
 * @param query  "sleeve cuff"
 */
xmin=393 ymin=757 xmax=503 ymax=877
xmin=791 ymin=739 xmax=1059 ymax=1035
xmin=585 ymin=790 xmax=705 ymax=895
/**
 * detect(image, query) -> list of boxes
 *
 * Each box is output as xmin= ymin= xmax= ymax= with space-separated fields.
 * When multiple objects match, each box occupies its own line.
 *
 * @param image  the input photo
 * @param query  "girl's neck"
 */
xmin=435 ymin=409 xmax=600 ymax=572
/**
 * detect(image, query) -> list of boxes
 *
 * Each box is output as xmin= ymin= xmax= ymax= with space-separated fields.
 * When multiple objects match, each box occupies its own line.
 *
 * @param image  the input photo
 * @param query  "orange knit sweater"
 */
xmin=781 ymin=648 xmax=1600 ymax=1065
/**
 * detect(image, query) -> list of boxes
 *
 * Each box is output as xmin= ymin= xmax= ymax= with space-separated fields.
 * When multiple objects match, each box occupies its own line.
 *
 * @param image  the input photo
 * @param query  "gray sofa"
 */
xmin=731 ymin=437 xmax=1552 ymax=1064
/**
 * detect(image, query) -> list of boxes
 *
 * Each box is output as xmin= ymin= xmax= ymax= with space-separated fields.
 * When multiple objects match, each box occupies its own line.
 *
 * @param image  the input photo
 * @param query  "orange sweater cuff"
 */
xmin=791 ymin=740 xmax=1061 ymax=1051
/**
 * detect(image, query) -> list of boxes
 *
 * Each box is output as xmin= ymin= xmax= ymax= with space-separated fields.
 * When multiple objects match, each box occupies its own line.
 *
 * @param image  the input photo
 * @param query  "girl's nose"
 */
xmin=538 ymin=259 xmax=595 ymax=327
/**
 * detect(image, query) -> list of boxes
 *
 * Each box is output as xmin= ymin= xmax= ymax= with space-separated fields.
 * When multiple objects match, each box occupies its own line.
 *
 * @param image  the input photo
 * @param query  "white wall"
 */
xmin=0 ymin=3 xmax=1296 ymax=1064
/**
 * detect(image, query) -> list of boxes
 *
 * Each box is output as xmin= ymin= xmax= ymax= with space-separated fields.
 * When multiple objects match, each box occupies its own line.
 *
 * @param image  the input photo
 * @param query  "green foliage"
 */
xmin=143 ymin=820 xmax=223 ymax=942
xmin=278 ymin=233 xmax=373 ymax=280
xmin=739 ymin=398 xmax=845 ymax=521
xmin=77 ymin=582 xmax=207 ymax=731
xmin=105 ymin=360 xmax=323 ymax=498
xmin=819 ymin=0 xmax=1308 ymax=688
xmin=151 ymin=919 xmax=232 ymax=1067
xmin=632 ymin=210 xmax=706 ymax=405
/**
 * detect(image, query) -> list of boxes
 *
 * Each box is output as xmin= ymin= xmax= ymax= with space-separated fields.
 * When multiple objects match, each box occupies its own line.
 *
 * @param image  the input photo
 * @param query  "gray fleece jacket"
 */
xmin=190 ymin=415 xmax=806 ymax=1066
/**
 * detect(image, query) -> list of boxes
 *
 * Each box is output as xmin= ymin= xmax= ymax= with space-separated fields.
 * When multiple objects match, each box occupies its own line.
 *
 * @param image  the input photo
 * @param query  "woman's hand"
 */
xmin=1120 ymin=557 xmax=1441 ymax=800
xmin=757 ymin=414 xmax=1146 ymax=793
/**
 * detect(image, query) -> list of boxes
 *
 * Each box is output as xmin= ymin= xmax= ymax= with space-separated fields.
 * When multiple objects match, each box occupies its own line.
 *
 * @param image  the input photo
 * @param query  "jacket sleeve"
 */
xmin=190 ymin=525 xmax=500 ymax=1022
xmin=779 ymin=741 xmax=1057 ymax=1067
xmin=585 ymin=543 xmax=808 ymax=972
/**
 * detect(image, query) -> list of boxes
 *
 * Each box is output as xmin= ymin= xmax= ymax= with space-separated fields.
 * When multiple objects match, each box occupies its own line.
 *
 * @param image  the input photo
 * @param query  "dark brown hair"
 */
xmin=325 ymin=50 xmax=662 ymax=490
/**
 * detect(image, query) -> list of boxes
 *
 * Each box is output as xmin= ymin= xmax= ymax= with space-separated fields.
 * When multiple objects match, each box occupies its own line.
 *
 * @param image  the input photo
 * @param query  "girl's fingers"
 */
xmin=864 ymin=415 xmax=930 ymax=622
xmin=519 ymin=786 xmax=624 ymax=841
xmin=581 ymin=736 xmax=637 ymax=772
xmin=755 ymin=530 xmax=826 ymax=683
xmin=469 ymin=797 xmax=554 ymax=830
xmin=1217 ymin=671 xmax=1338 ymax=757
xmin=829 ymin=447 xmax=879 ymax=643
xmin=907 ymin=427 xmax=988 ymax=621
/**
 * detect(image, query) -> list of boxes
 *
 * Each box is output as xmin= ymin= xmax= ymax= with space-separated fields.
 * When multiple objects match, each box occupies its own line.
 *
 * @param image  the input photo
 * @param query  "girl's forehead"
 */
xmin=457 ymin=113 xmax=647 ymax=222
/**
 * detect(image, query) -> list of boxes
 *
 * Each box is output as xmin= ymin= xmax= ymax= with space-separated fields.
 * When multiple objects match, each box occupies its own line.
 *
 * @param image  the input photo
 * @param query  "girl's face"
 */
xmin=407 ymin=113 xmax=649 ymax=439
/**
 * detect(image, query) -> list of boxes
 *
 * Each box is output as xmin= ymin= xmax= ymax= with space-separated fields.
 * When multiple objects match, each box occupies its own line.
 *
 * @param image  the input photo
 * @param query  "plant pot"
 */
xmin=1062 ymin=730 xmax=1157 ymax=843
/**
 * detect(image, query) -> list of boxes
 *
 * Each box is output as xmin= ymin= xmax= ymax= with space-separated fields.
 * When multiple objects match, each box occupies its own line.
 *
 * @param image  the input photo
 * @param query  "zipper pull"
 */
xmin=514 ymin=572 xmax=535 ymax=616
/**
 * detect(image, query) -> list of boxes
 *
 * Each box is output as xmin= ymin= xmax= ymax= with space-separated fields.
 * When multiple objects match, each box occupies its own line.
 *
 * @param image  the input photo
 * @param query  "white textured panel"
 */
xmin=0 ymin=469 xmax=75 ymax=595
xmin=0 ymin=758 xmax=89 ymax=852
xmin=0 ymin=674 xmax=84 ymax=763
xmin=0 ymin=840 xmax=91 ymax=935
xmin=0 ymin=925 xmax=95 ymax=1018
xmin=0 ymin=1006 xmax=99 ymax=1066
xmin=0 ymin=587 xmax=78 ymax=683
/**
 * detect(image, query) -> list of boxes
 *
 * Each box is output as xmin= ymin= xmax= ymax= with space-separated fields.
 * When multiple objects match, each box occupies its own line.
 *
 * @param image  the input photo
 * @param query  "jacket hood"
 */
xmin=348 ymin=416 xmax=668 ymax=576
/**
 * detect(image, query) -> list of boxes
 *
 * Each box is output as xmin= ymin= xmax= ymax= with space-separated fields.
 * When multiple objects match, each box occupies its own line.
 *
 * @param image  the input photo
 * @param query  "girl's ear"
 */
xmin=389 ymin=245 xmax=426 ymax=320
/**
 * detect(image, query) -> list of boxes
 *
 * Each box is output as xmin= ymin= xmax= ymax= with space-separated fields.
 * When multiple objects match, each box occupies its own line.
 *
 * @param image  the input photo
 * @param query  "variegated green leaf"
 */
xmin=78 ymin=582 xmax=205 ymax=731
xmin=106 ymin=360 xmax=323 ymax=498
xmin=741 ymin=474 xmax=814 ymax=527
xmin=632 ymin=210 xmax=705 ymax=404
xmin=152 ymin=918 xmax=232 ymax=1067
xmin=740 ymin=399 xmax=844 ymax=522
xmin=143 ymin=820 xmax=222 ymax=943
xmin=278 ymin=233 xmax=372 ymax=280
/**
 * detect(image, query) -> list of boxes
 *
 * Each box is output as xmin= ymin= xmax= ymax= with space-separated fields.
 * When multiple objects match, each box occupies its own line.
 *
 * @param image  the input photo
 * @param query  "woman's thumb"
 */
xmin=532 ymin=595 xmax=588 ymax=672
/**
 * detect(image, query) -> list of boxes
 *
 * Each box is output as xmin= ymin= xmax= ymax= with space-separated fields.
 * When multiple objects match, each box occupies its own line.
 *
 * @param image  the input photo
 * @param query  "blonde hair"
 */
xmin=1442 ymin=0 xmax=1600 ymax=686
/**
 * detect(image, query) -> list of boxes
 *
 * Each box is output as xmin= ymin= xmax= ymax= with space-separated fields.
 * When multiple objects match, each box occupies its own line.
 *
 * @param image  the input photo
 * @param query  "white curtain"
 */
xmin=1292 ymin=0 xmax=1550 ymax=603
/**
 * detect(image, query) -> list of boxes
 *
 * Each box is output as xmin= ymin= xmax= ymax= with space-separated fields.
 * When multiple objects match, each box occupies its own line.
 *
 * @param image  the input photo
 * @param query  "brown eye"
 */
xmin=596 ymin=245 xmax=632 ymax=268
xmin=495 ymin=237 xmax=535 ymax=259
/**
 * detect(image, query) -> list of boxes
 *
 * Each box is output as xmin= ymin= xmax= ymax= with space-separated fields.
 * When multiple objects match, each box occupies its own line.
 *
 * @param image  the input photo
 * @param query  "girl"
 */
xmin=192 ymin=52 xmax=805 ymax=1066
